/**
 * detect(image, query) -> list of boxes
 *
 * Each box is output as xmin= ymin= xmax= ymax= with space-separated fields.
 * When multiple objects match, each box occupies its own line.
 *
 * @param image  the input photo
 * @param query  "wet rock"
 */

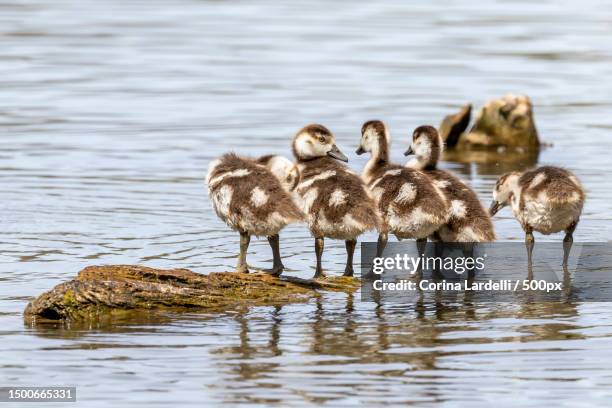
xmin=440 ymin=94 xmax=540 ymax=150
xmin=24 ymin=265 xmax=360 ymax=323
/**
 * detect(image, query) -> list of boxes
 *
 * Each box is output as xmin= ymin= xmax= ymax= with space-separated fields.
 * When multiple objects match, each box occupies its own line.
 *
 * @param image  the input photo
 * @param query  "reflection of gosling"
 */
xmin=405 ymin=125 xmax=496 ymax=242
xmin=207 ymin=153 xmax=304 ymax=275
xmin=292 ymin=124 xmax=379 ymax=278
xmin=357 ymin=120 xmax=449 ymax=259
xmin=490 ymin=166 xmax=585 ymax=265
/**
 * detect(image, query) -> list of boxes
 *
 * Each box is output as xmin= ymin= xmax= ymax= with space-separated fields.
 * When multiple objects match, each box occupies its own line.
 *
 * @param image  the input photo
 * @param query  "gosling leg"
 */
xmin=416 ymin=238 xmax=427 ymax=277
xmin=433 ymin=241 xmax=444 ymax=279
xmin=525 ymin=227 xmax=534 ymax=268
xmin=314 ymin=237 xmax=325 ymax=279
xmin=563 ymin=221 xmax=578 ymax=267
xmin=265 ymin=234 xmax=284 ymax=277
xmin=236 ymin=231 xmax=250 ymax=273
xmin=376 ymin=232 xmax=388 ymax=258
xmin=462 ymin=242 xmax=475 ymax=279
xmin=364 ymin=232 xmax=389 ymax=279
xmin=416 ymin=238 xmax=427 ymax=258
xmin=344 ymin=239 xmax=357 ymax=277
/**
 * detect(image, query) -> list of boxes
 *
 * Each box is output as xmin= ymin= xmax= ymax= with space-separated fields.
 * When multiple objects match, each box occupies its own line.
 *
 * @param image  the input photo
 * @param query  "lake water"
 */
xmin=2 ymin=0 xmax=612 ymax=406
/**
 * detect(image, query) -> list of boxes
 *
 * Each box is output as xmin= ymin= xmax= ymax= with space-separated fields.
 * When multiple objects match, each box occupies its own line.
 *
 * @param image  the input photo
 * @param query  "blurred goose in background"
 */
xmin=207 ymin=153 xmax=304 ymax=276
xmin=357 ymin=120 xmax=449 ymax=259
xmin=490 ymin=166 xmax=585 ymax=265
xmin=292 ymin=124 xmax=379 ymax=278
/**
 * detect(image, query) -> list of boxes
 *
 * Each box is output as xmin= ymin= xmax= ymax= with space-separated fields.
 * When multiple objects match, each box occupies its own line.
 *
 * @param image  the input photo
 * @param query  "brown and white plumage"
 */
xmin=292 ymin=124 xmax=379 ymax=278
xmin=357 ymin=121 xmax=449 ymax=260
xmin=491 ymin=166 xmax=584 ymax=235
xmin=207 ymin=153 xmax=303 ymax=275
xmin=256 ymin=155 xmax=300 ymax=192
xmin=405 ymin=125 xmax=496 ymax=242
xmin=490 ymin=166 xmax=585 ymax=265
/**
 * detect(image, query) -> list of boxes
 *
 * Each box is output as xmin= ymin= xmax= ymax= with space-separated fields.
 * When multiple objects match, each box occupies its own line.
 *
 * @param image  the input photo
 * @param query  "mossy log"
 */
xmin=24 ymin=265 xmax=360 ymax=323
xmin=440 ymin=94 xmax=540 ymax=151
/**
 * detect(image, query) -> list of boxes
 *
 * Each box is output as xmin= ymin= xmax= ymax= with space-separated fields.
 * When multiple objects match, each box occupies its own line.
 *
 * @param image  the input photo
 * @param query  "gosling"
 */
xmin=405 ymin=125 xmax=496 ymax=242
xmin=207 ymin=153 xmax=303 ymax=275
xmin=292 ymin=124 xmax=379 ymax=278
xmin=490 ymin=166 xmax=585 ymax=265
xmin=357 ymin=120 xmax=449 ymax=258
xmin=256 ymin=154 xmax=300 ymax=192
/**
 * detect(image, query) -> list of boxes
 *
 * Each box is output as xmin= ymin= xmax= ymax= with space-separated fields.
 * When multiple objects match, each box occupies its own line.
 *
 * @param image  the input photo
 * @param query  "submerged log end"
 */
xmin=439 ymin=103 xmax=472 ymax=148
xmin=24 ymin=265 xmax=360 ymax=323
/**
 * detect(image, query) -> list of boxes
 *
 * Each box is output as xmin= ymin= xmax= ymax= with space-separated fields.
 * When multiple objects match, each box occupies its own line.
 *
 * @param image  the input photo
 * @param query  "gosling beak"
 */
xmin=489 ymin=201 xmax=502 ymax=216
xmin=327 ymin=144 xmax=348 ymax=162
xmin=355 ymin=146 xmax=365 ymax=155
xmin=404 ymin=146 xmax=414 ymax=156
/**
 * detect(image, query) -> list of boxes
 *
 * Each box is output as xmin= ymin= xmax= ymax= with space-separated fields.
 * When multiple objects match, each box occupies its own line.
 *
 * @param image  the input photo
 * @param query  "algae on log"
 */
xmin=24 ymin=265 xmax=360 ymax=323
xmin=440 ymin=94 xmax=540 ymax=151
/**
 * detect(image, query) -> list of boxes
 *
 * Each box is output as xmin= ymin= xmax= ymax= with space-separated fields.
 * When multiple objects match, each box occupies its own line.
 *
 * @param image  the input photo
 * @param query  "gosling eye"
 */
xmin=318 ymin=136 xmax=326 ymax=143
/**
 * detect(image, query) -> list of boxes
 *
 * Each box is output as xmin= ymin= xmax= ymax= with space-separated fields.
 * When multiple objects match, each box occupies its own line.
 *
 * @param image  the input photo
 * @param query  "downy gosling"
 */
xmin=357 ymin=120 xmax=449 ymax=258
xmin=490 ymin=166 xmax=585 ymax=265
xmin=405 ymin=125 xmax=496 ymax=242
xmin=207 ymin=153 xmax=304 ymax=275
xmin=292 ymin=124 xmax=380 ymax=278
xmin=256 ymin=154 xmax=300 ymax=192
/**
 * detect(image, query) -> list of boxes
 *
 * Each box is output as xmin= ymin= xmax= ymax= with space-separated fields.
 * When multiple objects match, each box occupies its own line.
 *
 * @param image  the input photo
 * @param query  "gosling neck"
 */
xmin=408 ymin=143 xmax=440 ymax=171
xmin=363 ymin=135 xmax=390 ymax=183
xmin=508 ymin=177 xmax=522 ymax=212
xmin=372 ymin=133 xmax=390 ymax=164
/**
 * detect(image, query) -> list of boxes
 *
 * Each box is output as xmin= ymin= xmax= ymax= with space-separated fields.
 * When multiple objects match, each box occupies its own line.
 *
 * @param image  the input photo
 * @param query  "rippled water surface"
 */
xmin=2 ymin=0 xmax=612 ymax=406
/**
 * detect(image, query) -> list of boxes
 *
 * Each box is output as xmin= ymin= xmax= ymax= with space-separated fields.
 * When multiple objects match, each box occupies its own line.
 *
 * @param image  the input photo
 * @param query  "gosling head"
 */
xmin=489 ymin=172 xmax=521 ymax=215
xmin=404 ymin=125 xmax=442 ymax=170
xmin=292 ymin=124 xmax=348 ymax=162
xmin=257 ymin=155 xmax=300 ymax=191
xmin=356 ymin=120 xmax=390 ymax=160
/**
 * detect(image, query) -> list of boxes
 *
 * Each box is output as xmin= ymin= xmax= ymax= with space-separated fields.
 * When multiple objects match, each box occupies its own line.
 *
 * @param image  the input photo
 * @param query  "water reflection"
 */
xmin=17 ymin=283 xmax=598 ymax=405
xmin=203 ymin=296 xmax=582 ymax=403
xmin=443 ymin=148 xmax=540 ymax=175
xmin=24 ymin=310 xmax=176 ymax=341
